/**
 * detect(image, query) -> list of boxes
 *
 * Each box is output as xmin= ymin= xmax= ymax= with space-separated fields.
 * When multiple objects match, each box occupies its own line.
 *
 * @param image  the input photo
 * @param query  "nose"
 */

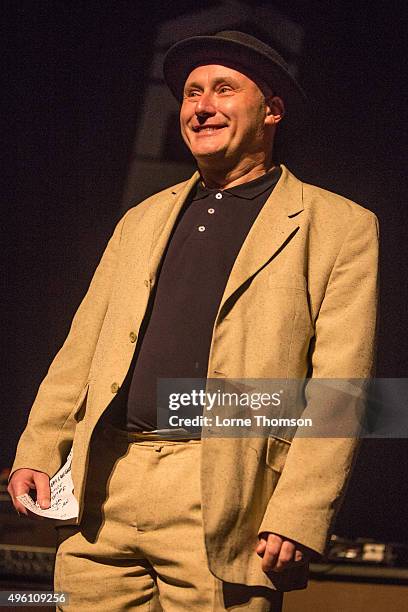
xmin=195 ymin=90 xmax=216 ymax=120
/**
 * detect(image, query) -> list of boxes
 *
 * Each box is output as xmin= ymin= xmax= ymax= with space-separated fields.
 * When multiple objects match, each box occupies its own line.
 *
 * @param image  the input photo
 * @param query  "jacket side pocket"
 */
xmin=266 ymin=436 xmax=291 ymax=473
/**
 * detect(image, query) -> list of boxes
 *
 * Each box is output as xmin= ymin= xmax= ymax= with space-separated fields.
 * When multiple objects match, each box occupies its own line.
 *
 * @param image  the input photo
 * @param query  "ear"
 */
xmin=264 ymin=95 xmax=285 ymax=126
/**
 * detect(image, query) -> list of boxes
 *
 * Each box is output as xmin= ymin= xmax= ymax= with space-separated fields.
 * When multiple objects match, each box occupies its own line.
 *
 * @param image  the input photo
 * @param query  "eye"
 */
xmin=185 ymin=89 xmax=201 ymax=98
xmin=218 ymin=85 xmax=233 ymax=94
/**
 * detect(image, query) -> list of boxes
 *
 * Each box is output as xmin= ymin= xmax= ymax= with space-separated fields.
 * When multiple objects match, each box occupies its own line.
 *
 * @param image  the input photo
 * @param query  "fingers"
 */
xmin=255 ymin=539 xmax=267 ymax=554
xmin=264 ymin=534 xmax=294 ymax=573
xmin=7 ymin=468 xmax=50 ymax=517
xmin=7 ymin=469 xmax=32 ymax=515
xmin=257 ymin=533 xmax=305 ymax=573
xmin=10 ymin=495 xmax=29 ymax=516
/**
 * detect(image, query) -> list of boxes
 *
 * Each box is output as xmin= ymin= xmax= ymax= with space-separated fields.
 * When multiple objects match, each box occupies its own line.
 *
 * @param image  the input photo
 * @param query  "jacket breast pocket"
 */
xmin=266 ymin=436 xmax=291 ymax=473
xmin=267 ymin=271 xmax=313 ymax=336
xmin=268 ymin=272 xmax=307 ymax=291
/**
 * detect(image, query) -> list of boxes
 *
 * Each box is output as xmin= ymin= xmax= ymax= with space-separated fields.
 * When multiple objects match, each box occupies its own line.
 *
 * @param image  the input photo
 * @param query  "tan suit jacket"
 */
xmin=12 ymin=165 xmax=379 ymax=590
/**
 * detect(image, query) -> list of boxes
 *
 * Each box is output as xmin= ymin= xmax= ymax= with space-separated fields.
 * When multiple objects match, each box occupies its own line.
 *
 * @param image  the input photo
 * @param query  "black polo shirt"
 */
xmin=125 ymin=166 xmax=282 ymax=431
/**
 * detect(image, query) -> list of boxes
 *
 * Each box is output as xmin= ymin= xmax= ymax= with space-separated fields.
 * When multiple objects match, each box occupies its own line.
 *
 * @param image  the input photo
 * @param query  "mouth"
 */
xmin=191 ymin=124 xmax=227 ymax=133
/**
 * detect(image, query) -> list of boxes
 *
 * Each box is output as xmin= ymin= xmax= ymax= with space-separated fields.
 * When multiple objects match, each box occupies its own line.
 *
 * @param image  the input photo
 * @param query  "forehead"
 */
xmin=184 ymin=63 xmax=259 ymax=87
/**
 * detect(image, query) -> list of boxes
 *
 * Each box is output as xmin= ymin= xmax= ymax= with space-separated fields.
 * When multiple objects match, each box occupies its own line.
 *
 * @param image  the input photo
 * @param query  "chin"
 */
xmin=192 ymin=145 xmax=227 ymax=159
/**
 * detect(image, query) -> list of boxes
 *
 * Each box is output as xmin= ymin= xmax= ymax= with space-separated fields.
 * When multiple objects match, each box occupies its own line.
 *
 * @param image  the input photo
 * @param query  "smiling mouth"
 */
xmin=192 ymin=125 xmax=227 ymax=133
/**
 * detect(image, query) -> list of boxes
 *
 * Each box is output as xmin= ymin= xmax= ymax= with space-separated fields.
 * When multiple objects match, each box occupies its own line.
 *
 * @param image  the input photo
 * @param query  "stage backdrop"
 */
xmin=3 ymin=1 xmax=407 ymax=545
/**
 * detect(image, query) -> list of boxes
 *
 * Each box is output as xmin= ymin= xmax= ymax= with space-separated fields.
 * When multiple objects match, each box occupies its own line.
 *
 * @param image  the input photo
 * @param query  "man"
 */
xmin=8 ymin=31 xmax=379 ymax=611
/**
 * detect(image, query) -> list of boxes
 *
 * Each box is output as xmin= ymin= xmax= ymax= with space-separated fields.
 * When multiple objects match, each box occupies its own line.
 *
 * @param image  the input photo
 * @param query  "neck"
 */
xmin=198 ymin=159 xmax=276 ymax=190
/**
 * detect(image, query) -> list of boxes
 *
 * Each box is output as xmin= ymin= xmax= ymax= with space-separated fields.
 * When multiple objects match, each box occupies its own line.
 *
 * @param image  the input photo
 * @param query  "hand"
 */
xmin=256 ymin=532 xmax=311 ymax=573
xmin=7 ymin=468 xmax=51 ymax=517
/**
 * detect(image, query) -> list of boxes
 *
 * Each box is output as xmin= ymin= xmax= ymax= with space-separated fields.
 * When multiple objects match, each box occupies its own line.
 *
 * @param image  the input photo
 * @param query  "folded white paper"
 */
xmin=17 ymin=449 xmax=79 ymax=520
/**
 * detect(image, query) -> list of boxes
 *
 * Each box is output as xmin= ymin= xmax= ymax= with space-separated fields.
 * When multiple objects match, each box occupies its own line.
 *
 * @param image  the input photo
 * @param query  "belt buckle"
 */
xmin=149 ymin=427 xmax=193 ymax=439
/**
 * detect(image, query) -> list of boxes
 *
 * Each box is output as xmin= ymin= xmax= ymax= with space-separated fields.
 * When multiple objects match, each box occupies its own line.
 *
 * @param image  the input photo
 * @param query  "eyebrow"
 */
xmin=184 ymin=76 xmax=241 ymax=91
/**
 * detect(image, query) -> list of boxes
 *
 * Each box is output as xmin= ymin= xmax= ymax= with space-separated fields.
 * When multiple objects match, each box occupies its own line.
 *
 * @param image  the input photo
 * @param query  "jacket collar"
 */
xmin=148 ymin=164 xmax=304 ymax=310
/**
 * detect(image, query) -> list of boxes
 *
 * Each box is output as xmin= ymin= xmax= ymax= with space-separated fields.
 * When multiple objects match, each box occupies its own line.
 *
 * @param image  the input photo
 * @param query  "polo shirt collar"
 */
xmin=193 ymin=165 xmax=282 ymax=201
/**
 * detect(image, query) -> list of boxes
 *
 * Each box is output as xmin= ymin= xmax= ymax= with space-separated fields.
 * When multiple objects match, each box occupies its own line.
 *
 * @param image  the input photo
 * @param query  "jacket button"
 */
xmin=111 ymin=382 xmax=119 ymax=394
xmin=144 ymin=279 xmax=149 ymax=287
xmin=129 ymin=331 xmax=137 ymax=343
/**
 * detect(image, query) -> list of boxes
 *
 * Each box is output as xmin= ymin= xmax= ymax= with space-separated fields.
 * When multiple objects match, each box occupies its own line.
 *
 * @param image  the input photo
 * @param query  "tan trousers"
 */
xmin=54 ymin=424 xmax=283 ymax=611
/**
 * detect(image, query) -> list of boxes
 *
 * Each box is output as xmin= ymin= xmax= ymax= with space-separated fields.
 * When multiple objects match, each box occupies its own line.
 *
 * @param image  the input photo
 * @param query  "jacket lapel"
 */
xmin=217 ymin=165 xmax=304 ymax=312
xmin=147 ymin=165 xmax=303 ymax=305
xmin=148 ymin=172 xmax=200 ymax=283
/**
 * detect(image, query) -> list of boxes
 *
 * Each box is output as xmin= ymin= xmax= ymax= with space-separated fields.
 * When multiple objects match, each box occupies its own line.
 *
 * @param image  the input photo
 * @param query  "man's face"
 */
xmin=180 ymin=64 xmax=272 ymax=166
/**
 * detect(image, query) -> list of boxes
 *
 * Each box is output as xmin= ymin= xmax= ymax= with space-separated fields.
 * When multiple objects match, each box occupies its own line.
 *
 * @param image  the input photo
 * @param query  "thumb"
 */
xmin=33 ymin=472 xmax=51 ymax=509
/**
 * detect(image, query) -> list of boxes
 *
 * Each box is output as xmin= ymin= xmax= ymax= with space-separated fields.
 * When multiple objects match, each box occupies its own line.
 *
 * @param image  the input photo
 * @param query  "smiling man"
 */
xmin=180 ymin=64 xmax=284 ymax=184
xmin=8 ymin=31 xmax=379 ymax=611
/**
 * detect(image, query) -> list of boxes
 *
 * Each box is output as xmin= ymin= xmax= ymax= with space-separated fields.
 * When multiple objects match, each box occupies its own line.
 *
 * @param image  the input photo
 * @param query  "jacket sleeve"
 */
xmin=258 ymin=210 xmax=380 ymax=554
xmin=11 ymin=209 xmax=131 ymax=479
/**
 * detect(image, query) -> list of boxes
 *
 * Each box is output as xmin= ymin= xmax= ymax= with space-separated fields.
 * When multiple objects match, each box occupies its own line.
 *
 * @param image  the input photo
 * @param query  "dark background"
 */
xmin=2 ymin=2 xmax=408 ymax=544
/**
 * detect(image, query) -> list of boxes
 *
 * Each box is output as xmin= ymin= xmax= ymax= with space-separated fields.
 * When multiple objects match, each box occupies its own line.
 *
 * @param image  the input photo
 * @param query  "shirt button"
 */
xmin=144 ymin=279 xmax=149 ymax=287
xmin=129 ymin=331 xmax=137 ymax=343
xmin=198 ymin=225 xmax=206 ymax=232
xmin=215 ymin=193 xmax=222 ymax=199
xmin=208 ymin=208 xmax=215 ymax=214
xmin=111 ymin=382 xmax=119 ymax=394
